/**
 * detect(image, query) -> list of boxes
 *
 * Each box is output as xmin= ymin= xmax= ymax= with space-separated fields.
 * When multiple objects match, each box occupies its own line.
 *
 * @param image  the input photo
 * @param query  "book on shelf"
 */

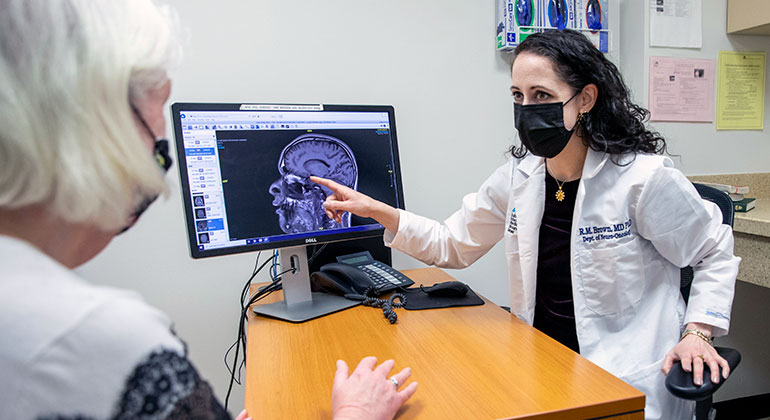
xmin=698 ymin=182 xmax=750 ymax=197
xmin=733 ymin=197 xmax=756 ymax=212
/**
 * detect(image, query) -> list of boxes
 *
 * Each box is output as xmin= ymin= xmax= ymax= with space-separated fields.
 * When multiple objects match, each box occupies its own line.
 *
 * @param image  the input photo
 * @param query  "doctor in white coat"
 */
xmin=312 ymin=30 xmax=739 ymax=420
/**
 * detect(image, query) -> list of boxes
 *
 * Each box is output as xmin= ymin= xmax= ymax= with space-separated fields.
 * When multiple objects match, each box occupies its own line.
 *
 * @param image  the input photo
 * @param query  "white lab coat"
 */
xmin=385 ymin=149 xmax=739 ymax=420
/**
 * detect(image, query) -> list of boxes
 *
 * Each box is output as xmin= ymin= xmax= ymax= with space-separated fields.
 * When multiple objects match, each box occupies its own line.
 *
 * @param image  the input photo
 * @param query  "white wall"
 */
xmin=75 ymin=0 xmax=768 ymax=415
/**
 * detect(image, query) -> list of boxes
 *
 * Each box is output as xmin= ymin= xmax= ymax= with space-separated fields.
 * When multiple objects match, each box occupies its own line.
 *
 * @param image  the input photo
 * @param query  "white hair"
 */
xmin=0 ymin=0 xmax=180 ymax=230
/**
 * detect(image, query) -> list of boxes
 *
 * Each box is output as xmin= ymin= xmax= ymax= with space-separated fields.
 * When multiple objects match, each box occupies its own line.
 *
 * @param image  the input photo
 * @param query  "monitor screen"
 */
xmin=171 ymin=103 xmax=405 ymax=259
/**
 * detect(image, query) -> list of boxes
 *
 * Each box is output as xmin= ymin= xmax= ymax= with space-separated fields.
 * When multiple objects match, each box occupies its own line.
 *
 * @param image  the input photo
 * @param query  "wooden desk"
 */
xmin=245 ymin=268 xmax=644 ymax=419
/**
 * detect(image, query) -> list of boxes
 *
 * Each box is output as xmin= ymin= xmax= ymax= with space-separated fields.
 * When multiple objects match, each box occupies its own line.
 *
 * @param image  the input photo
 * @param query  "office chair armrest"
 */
xmin=665 ymin=347 xmax=741 ymax=401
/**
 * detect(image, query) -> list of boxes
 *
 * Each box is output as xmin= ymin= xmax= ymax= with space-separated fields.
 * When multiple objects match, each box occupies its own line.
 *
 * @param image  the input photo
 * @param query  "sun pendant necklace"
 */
xmin=554 ymin=178 xmax=566 ymax=202
xmin=546 ymin=161 xmax=569 ymax=202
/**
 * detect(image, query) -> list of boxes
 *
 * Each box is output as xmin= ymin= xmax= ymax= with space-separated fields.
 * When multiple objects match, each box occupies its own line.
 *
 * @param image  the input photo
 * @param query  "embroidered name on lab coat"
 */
xmin=507 ymin=208 xmax=517 ymax=234
xmin=578 ymin=219 xmax=632 ymax=243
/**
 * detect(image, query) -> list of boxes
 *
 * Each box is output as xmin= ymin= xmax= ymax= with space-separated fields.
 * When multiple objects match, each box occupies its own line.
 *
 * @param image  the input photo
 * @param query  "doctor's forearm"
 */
xmin=371 ymin=201 xmax=400 ymax=234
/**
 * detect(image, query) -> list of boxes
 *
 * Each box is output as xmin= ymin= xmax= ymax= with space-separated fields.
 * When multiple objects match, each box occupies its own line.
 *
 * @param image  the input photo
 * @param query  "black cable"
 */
xmin=251 ymin=251 xmax=262 ymax=276
xmin=344 ymin=287 xmax=406 ymax=324
xmin=225 ymin=280 xmax=280 ymax=409
xmin=224 ymin=264 xmax=297 ymax=410
xmin=240 ymin=252 xmax=274 ymax=307
xmin=235 ymin=267 xmax=294 ymax=365
xmin=382 ymin=294 xmax=407 ymax=324
xmin=228 ymin=252 xmax=264 ymax=380
xmin=307 ymin=243 xmax=328 ymax=266
xmin=237 ymin=266 xmax=295 ymax=358
xmin=225 ymin=279 xmax=281 ymax=381
xmin=233 ymin=259 xmax=287 ymax=363
xmin=231 ymin=267 xmax=295 ymax=386
xmin=224 ymin=253 xmax=281 ymax=409
xmin=230 ymin=252 xmax=262 ymax=375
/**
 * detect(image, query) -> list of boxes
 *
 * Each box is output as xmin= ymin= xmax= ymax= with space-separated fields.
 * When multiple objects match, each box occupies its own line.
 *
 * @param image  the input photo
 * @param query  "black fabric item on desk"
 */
xmin=401 ymin=284 xmax=484 ymax=310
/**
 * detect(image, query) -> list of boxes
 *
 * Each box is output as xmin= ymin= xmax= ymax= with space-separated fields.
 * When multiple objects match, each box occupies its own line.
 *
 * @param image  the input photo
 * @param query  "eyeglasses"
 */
xmin=130 ymin=104 xmax=173 ymax=172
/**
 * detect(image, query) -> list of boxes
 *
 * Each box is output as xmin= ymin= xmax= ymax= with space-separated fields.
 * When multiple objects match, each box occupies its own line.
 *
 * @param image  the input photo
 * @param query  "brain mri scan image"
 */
xmin=269 ymin=133 xmax=358 ymax=233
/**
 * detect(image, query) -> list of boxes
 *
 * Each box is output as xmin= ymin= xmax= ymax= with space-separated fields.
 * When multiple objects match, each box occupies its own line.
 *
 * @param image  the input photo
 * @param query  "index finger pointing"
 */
xmin=309 ymin=176 xmax=342 ymax=191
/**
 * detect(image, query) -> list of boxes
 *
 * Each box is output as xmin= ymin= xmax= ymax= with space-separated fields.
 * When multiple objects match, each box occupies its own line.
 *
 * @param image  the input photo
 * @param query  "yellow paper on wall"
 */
xmin=716 ymin=51 xmax=766 ymax=130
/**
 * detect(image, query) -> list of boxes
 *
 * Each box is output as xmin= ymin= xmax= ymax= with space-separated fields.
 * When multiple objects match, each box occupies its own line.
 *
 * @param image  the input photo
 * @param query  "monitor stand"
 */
xmin=252 ymin=245 xmax=360 ymax=323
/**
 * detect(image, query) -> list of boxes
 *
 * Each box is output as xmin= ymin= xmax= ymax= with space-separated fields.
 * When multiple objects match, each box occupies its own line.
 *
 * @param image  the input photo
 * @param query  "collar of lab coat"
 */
xmin=515 ymin=148 xmax=610 ymax=181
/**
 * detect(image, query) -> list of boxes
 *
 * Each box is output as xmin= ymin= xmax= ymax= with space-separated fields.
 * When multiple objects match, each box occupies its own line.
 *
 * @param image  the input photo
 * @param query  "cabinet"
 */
xmin=727 ymin=0 xmax=770 ymax=35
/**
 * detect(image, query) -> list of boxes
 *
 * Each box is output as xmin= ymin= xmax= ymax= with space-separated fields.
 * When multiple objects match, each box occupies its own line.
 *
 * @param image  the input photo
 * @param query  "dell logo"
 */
xmin=305 ymin=238 xmax=317 ymax=243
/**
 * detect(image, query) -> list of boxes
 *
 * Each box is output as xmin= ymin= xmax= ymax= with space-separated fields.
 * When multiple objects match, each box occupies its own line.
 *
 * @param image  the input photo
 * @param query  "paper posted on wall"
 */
xmin=649 ymin=0 xmax=702 ymax=49
xmin=716 ymin=51 xmax=766 ymax=130
xmin=649 ymin=56 xmax=715 ymax=122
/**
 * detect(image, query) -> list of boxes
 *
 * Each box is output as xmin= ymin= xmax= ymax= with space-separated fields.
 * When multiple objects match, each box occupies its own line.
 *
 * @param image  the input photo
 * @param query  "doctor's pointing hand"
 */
xmin=310 ymin=175 xmax=400 ymax=234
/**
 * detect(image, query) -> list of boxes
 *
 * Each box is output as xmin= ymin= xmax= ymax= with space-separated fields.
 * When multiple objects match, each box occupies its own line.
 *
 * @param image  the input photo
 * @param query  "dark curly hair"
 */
xmin=509 ymin=30 xmax=667 ymax=164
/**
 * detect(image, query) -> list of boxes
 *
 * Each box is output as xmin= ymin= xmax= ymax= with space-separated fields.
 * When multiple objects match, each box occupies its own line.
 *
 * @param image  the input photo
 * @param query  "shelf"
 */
xmin=498 ymin=26 xmax=612 ymax=53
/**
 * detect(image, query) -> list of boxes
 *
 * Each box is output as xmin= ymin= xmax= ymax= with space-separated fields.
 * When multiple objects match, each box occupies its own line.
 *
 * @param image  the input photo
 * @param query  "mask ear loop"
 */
xmin=566 ymin=88 xmax=588 ymax=131
xmin=563 ymin=90 xmax=581 ymax=106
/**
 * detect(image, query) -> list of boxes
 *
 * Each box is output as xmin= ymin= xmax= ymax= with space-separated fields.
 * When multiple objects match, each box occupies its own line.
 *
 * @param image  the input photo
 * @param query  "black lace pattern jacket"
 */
xmin=39 ymin=350 xmax=231 ymax=420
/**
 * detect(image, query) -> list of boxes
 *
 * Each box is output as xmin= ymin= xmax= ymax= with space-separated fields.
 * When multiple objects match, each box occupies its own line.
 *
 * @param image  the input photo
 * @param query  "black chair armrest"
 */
xmin=665 ymin=347 xmax=741 ymax=401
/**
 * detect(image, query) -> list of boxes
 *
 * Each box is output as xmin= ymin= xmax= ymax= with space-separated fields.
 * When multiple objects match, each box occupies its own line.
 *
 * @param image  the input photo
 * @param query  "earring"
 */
xmin=576 ymin=112 xmax=587 ymax=125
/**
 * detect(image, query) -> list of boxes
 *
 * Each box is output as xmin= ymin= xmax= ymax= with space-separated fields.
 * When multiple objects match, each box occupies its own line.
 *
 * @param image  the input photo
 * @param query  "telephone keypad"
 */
xmin=361 ymin=264 xmax=399 ymax=288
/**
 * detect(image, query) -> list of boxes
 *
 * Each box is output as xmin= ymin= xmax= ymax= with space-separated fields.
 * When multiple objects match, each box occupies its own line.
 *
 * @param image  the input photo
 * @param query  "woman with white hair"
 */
xmin=0 ymin=1 xmax=416 ymax=419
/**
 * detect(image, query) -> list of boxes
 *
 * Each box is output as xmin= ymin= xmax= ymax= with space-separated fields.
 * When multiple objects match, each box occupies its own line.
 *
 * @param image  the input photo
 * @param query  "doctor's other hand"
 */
xmin=661 ymin=323 xmax=730 ymax=386
xmin=332 ymin=357 xmax=418 ymax=420
xmin=310 ymin=176 xmax=400 ymax=233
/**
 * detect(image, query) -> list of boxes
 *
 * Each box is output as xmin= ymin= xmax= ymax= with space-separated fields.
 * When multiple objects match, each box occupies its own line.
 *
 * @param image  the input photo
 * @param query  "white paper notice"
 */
xmin=650 ymin=0 xmax=702 ymax=48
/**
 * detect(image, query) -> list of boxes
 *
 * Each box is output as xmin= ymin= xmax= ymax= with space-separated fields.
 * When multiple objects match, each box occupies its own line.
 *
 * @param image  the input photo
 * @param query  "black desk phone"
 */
xmin=310 ymin=251 xmax=414 ymax=296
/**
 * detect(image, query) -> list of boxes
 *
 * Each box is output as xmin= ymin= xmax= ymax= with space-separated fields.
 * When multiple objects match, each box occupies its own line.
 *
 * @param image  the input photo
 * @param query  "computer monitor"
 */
xmin=170 ymin=103 xmax=406 ymax=322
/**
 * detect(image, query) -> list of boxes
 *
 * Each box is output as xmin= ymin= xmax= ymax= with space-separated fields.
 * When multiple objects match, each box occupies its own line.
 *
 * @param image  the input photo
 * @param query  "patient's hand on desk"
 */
xmin=332 ymin=356 xmax=418 ymax=420
xmin=310 ymin=176 xmax=400 ymax=234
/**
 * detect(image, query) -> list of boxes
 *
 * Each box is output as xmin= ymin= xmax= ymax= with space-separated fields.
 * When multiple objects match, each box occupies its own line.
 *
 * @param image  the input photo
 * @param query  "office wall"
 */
xmin=74 ymin=0 xmax=768 ymax=414
xmin=619 ymin=0 xmax=770 ymax=175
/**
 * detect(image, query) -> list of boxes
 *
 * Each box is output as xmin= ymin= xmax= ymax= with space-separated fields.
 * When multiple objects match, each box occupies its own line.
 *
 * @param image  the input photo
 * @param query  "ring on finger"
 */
xmin=390 ymin=377 xmax=399 ymax=389
xmin=697 ymin=354 xmax=705 ymax=361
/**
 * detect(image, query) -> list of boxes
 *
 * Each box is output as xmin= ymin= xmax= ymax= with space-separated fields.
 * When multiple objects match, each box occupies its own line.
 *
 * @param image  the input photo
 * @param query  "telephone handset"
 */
xmin=309 ymin=251 xmax=414 ymax=297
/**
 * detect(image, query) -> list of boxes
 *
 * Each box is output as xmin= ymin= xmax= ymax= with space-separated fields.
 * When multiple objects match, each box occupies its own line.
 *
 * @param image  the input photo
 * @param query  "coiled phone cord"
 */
xmin=345 ymin=287 xmax=406 ymax=324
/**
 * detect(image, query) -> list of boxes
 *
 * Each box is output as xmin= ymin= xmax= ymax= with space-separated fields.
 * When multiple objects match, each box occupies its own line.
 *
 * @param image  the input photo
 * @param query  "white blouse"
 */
xmin=0 ymin=235 xmax=229 ymax=420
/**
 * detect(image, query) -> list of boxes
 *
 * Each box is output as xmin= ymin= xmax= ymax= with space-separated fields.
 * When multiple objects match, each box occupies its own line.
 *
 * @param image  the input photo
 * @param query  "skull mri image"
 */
xmin=269 ymin=133 xmax=358 ymax=233
xmin=213 ymin=122 xmax=398 ymax=245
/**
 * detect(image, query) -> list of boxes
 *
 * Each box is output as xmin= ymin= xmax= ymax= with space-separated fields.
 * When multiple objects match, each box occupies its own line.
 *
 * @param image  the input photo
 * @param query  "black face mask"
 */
xmin=514 ymin=91 xmax=580 ymax=158
xmin=118 ymin=107 xmax=174 ymax=235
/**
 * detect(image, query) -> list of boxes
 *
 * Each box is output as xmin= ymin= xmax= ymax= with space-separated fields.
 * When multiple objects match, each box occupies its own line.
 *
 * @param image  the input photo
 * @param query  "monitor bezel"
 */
xmin=170 ymin=102 xmax=406 ymax=259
